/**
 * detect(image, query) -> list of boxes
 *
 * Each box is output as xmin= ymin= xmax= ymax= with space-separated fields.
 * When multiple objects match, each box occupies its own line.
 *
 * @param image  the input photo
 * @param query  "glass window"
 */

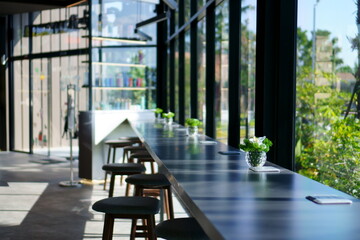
xmin=91 ymin=47 xmax=157 ymax=110
xmin=32 ymin=12 xmax=42 ymax=54
xmin=241 ymin=0 xmax=257 ymax=140
xmin=21 ymin=13 xmax=29 ymax=55
xmin=32 ymin=58 xmax=49 ymax=154
xmin=197 ymin=19 xmax=206 ymax=132
xmin=51 ymin=9 xmax=60 ymax=52
xmin=13 ymin=60 xmax=30 ymax=152
xmin=184 ymin=30 xmax=191 ymax=119
xmin=167 ymin=47 xmax=171 ymax=109
xmin=184 ymin=0 xmax=190 ymax=23
xmin=215 ymin=1 xmax=229 ymax=144
xmin=60 ymin=8 xmax=69 ymax=51
xmin=174 ymin=39 xmax=179 ymax=120
xmin=174 ymin=6 xmax=179 ymax=31
xmin=68 ymin=7 xmax=79 ymax=50
xmin=13 ymin=14 xmax=21 ymax=56
xmin=198 ymin=0 xmax=205 ymax=11
xmin=42 ymin=10 xmax=51 ymax=53
xmin=78 ymin=5 xmax=89 ymax=49
xmin=91 ymin=0 xmax=156 ymax=47
xmin=296 ymin=1 xmax=360 ymax=198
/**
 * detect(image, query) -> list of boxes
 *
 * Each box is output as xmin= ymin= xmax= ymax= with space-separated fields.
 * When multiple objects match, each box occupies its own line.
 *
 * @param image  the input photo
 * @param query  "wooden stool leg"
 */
xmin=109 ymin=173 xmax=116 ymax=197
xmin=162 ymin=189 xmax=168 ymax=221
xmin=122 ymin=149 xmax=127 ymax=163
xmin=120 ymin=150 xmax=127 ymax=185
xmin=130 ymin=218 xmax=137 ymax=240
xmin=103 ymin=214 xmax=114 ymax=240
xmin=103 ymin=171 xmax=108 ymax=190
xmin=150 ymin=162 xmax=155 ymax=174
xmin=147 ymin=215 xmax=157 ymax=240
xmin=167 ymin=187 xmax=174 ymax=220
xmin=104 ymin=147 xmax=112 ymax=191
xmin=112 ymin=147 xmax=116 ymax=163
xmin=125 ymin=182 xmax=130 ymax=196
xmin=107 ymin=146 xmax=111 ymax=164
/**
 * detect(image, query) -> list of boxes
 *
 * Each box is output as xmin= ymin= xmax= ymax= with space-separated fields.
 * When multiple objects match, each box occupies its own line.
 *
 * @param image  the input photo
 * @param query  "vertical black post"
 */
xmin=178 ymin=0 xmax=185 ymax=124
xmin=169 ymin=10 xmax=175 ymax=112
xmin=88 ymin=0 xmax=93 ymax=110
xmin=190 ymin=0 xmax=198 ymax=118
xmin=156 ymin=2 xmax=168 ymax=110
xmin=227 ymin=0 xmax=241 ymax=148
xmin=205 ymin=0 xmax=216 ymax=137
xmin=255 ymin=0 xmax=297 ymax=170
xmin=0 ymin=17 xmax=7 ymax=150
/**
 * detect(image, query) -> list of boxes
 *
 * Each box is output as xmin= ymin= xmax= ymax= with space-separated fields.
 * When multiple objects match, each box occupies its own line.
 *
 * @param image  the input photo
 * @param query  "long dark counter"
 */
xmin=131 ymin=119 xmax=360 ymax=240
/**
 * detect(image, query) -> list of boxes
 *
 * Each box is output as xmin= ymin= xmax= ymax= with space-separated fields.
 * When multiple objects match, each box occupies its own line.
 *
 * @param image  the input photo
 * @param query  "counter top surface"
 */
xmin=132 ymin=120 xmax=360 ymax=240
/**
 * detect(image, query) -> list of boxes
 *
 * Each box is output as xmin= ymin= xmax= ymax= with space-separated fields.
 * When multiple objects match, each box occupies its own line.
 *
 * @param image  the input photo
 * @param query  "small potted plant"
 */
xmin=162 ymin=112 xmax=175 ymax=125
xmin=185 ymin=118 xmax=202 ymax=136
xmin=239 ymin=136 xmax=273 ymax=168
xmin=154 ymin=108 xmax=163 ymax=120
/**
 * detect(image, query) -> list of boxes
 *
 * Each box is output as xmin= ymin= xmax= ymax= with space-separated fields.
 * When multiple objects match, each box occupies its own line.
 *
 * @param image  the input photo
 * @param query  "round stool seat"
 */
xmin=119 ymin=136 xmax=142 ymax=143
xmin=155 ymin=218 xmax=209 ymax=240
xmin=126 ymin=174 xmax=170 ymax=187
xmin=123 ymin=146 xmax=147 ymax=151
xmin=130 ymin=151 xmax=151 ymax=158
xmin=93 ymin=196 xmax=160 ymax=215
xmin=102 ymin=163 xmax=146 ymax=173
xmin=105 ymin=139 xmax=134 ymax=147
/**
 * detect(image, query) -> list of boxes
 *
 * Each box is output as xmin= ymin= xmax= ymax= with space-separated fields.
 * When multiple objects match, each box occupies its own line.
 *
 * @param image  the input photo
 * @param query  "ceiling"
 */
xmin=0 ymin=0 xmax=87 ymax=16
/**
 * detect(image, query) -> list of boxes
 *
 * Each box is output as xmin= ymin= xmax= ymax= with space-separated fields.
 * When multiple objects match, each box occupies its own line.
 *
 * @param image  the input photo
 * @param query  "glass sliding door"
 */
xmin=31 ymin=56 xmax=88 ymax=158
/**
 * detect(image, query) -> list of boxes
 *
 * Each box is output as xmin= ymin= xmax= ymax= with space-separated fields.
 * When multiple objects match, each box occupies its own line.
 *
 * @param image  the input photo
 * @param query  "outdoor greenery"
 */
xmin=296 ymin=25 xmax=360 ymax=198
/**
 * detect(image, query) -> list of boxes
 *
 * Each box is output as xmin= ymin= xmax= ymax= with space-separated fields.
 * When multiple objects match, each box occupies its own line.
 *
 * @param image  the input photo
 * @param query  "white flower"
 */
xmin=249 ymin=136 xmax=266 ymax=144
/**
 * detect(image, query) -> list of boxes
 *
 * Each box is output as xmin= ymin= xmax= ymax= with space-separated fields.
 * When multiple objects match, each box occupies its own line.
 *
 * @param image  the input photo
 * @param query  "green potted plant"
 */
xmin=239 ymin=136 xmax=273 ymax=168
xmin=153 ymin=108 xmax=163 ymax=119
xmin=162 ymin=112 xmax=175 ymax=125
xmin=185 ymin=118 xmax=202 ymax=136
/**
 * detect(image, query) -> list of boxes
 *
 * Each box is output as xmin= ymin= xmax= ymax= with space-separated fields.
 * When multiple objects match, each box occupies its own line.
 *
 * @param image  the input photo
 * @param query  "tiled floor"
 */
xmin=0 ymin=152 xmax=187 ymax=240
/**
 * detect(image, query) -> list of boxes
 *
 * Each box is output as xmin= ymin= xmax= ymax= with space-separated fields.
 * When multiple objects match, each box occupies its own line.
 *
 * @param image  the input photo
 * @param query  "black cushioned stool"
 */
xmin=105 ymin=140 xmax=135 ymax=164
xmin=129 ymin=151 xmax=156 ymax=174
xmin=122 ymin=146 xmax=147 ymax=163
xmin=155 ymin=218 xmax=209 ymax=240
xmin=126 ymin=173 xmax=174 ymax=220
xmin=120 ymin=146 xmax=148 ymax=184
xmin=119 ymin=136 xmax=143 ymax=145
xmin=102 ymin=163 xmax=146 ymax=197
xmin=92 ymin=196 xmax=159 ymax=240
xmin=104 ymin=140 xmax=136 ymax=190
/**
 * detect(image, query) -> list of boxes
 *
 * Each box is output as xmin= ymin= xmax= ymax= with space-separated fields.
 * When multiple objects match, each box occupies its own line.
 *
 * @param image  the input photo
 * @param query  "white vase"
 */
xmin=245 ymin=151 xmax=267 ymax=167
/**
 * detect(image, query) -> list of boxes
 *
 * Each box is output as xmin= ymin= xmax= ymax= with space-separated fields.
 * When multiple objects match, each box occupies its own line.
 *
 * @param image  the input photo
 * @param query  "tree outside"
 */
xmin=296 ymin=26 xmax=360 ymax=198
